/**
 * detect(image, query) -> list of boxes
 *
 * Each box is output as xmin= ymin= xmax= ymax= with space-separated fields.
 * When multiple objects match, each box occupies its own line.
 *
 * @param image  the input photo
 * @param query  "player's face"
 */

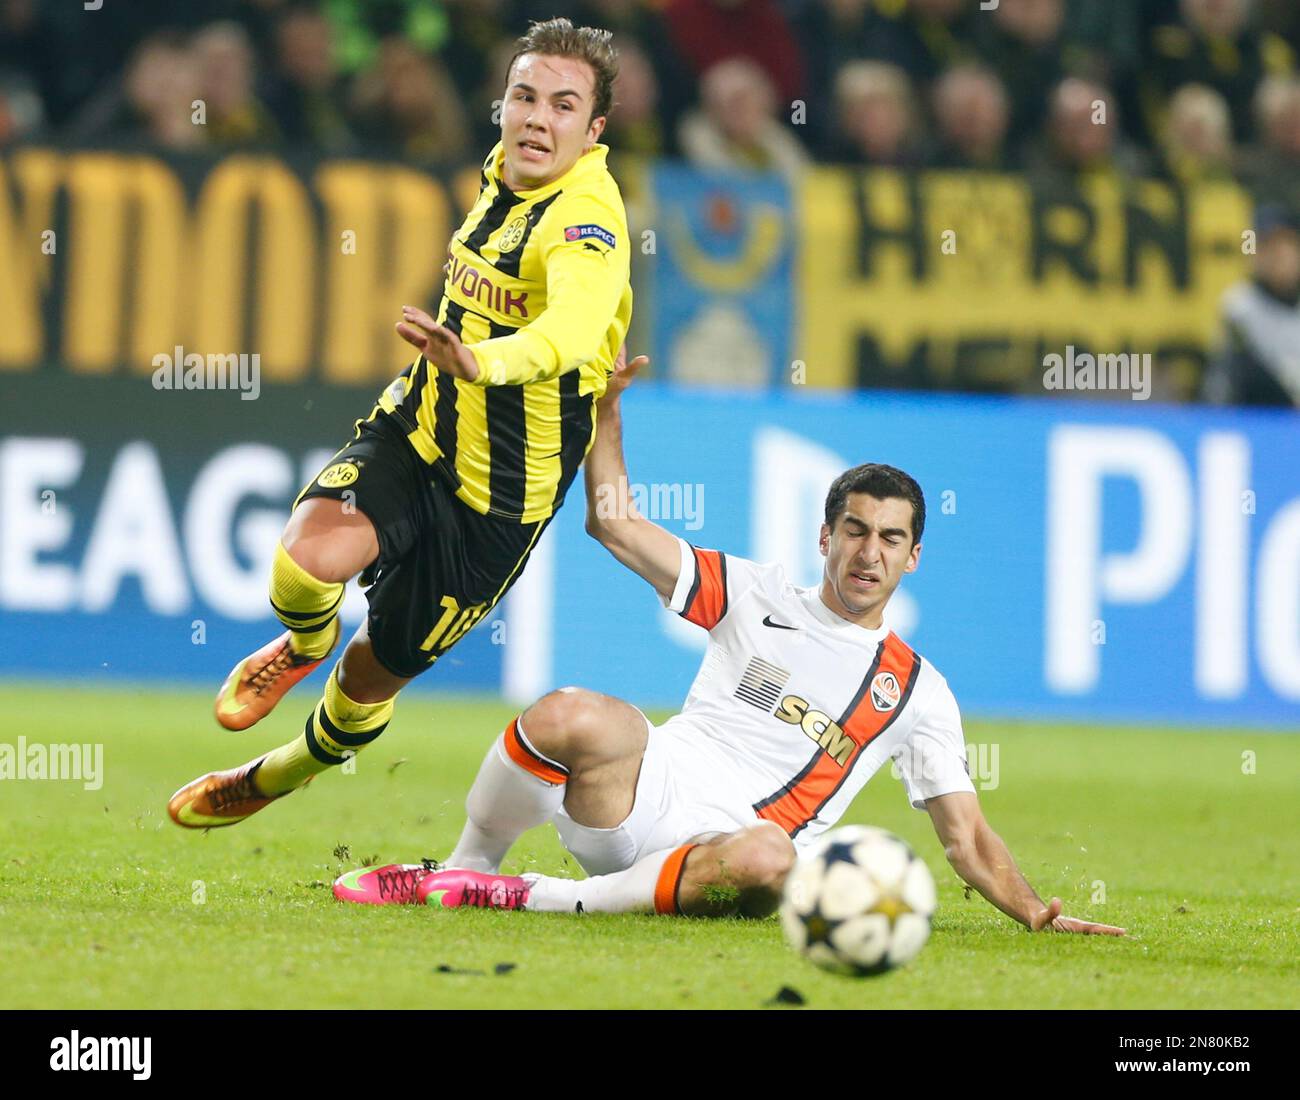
xmin=818 ymin=493 xmax=920 ymax=628
xmin=501 ymin=53 xmax=606 ymax=190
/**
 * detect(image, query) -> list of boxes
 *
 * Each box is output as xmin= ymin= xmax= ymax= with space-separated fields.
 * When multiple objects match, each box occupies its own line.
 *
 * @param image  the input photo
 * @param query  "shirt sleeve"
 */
xmin=659 ymin=537 xmax=775 ymax=631
xmin=467 ymin=193 xmax=631 ymax=387
xmin=892 ymin=679 xmax=976 ymax=810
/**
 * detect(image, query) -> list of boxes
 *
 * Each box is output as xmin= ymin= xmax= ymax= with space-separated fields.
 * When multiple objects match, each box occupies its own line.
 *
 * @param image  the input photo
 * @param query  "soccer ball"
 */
xmin=780 ymin=825 xmax=936 ymax=976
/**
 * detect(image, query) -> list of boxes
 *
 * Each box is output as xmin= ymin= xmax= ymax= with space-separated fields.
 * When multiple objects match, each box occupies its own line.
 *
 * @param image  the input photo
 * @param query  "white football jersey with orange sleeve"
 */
xmin=659 ymin=537 xmax=975 ymax=850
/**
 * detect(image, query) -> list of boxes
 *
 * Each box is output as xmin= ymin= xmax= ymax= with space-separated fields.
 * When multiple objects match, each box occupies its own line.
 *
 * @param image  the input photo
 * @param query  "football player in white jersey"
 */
xmin=333 ymin=351 xmax=1124 ymax=936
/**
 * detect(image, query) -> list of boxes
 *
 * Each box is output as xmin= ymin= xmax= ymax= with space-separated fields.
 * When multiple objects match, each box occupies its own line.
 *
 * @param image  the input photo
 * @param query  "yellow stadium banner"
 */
xmin=797 ymin=168 xmax=1254 ymax=394
xmin=0 ymin=148 xmax=1256 ymax=394
xmin=0 ymin=147 xmax=485 ymax=385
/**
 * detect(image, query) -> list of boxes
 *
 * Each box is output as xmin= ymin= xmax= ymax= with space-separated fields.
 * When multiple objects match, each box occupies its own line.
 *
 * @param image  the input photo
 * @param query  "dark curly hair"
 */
xmin=824 ymin=464 xmax=926 ymax=544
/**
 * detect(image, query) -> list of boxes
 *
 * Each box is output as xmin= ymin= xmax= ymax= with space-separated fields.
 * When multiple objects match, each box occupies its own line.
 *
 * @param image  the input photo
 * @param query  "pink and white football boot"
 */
xmin=332 ymin=861 xmax=439 ymax=905
xmin=416 ymin=869 xmax=532 ymax=910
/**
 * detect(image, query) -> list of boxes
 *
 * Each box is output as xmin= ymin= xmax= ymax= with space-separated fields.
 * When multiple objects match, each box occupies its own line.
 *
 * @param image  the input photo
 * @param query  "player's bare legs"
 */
xmin=502 ymin=690 xmax=797 ymax=915
xmin=673 ymin=824 xmax=796 ymax=917
xmin=169 ymin=617 xmax=410 ymax=829
xmin=333 ymin=619 xmax=412 ymax=703
xmin=280 ymin=497 xmax=379 ymax=584
xmin=440 ymin=687 xmax=646 ymax=875
xmin=360 ymin=688 xmax=799 ymax=915
xmin=171 ymin=500 xmax=411 ymax=829
xmin=213 ymin=498 xmax=377 ymax=730
xmin=520 ymin=687 xmax=649 ymax=826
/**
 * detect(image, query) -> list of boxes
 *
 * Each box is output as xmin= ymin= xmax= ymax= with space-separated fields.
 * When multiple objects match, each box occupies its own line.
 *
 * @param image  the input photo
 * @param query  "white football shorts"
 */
xmin=553 ymin=713 xmax=761 ymax=876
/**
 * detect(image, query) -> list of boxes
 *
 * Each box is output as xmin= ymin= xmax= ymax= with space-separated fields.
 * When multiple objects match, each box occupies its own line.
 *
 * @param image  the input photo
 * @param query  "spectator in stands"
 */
xmin=662 ymin=0 xmax=805 ymax=107
xmin=1204 ymin=203 xmax=1300 ymax=406
xmin=461 ymin=35 xmax=518 ymax=156
xmin=861 ymin=0 xmax=981 ymax=85
xmin=1258 ymin=0 xmax=1300 ymax=55
xmin=603 ymin=38 xmax=665 ymax=158
xmin=1059 ymin=0 xmax=1144 ymax=87
xmin=262 ymin=2 xmax=355 ymax=152
xmin=0 ymin=0 xmax=65 ymax=128
xmin=442 ymin=0 xmax=514 ymax=112
xmin=978 ymin=0 xmax=1066 ymax=153
xmin=349 ymin=38 xmax=468 ymax=162
xmin=1142 ymin=0 xmax=1293 ymax=145
xmin=795 ymin=0 xmax=886 ymax=157
xmin=0 ymin=70 xmax=43 ymax=145
xmin=69 ymin=31 xmax=206 ymax=150
xmin=1240 ymin=75 xmax=1300 ymax=206
xmin=1159 ymin=83 xmax=1237 ymax=183
xmin=678 ymin=57 xmax=809 ymax=181
xmin=324 ymin=0 xmax=452 ymax=75
xmin=232 ymin=0 xmax=294 ymax=69
xmin=930 ymin=64 xmax=1011 ymax=170
xmin=825 ymin=61 xmax=924 ymax=168
xmin=1024 ymin=77 xmax=1146 ymax=185
xmin=193 ymin=22 xmax=280 ymax=146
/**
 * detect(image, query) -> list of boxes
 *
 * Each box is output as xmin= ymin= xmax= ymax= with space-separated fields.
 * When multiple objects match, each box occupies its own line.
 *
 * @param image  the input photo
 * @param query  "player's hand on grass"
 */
xmin=396 ymin=306 xmax=481 ymax=383
xmin=601 ymin=345 xmax=649 ymax=406
xmin=1030 ymin=896 xmax=1127 ymax=936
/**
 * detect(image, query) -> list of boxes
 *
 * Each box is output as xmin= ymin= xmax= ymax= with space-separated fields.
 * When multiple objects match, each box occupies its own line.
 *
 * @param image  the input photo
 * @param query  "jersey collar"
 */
xmin=800 ymin=586 xmax=892 ymax=645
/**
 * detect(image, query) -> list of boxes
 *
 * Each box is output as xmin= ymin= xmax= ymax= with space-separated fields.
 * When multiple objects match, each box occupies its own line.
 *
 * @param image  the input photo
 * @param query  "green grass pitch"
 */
xmin=1 ymin=682 xmax=1296 ymax=1010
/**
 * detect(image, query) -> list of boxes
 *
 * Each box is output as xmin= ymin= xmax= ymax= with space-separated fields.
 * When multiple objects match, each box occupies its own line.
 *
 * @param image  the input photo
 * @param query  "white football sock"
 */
xmin=447 ymin=718 xmax=567 ymax=873
xmin=523 ymin=844 xmax=695 ymax=914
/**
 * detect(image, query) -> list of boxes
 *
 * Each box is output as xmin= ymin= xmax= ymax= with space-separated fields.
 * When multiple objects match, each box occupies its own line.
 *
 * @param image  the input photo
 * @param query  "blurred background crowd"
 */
xmin=1 ymin=0 xmax=1298 ymax=406
xmin=6 ymin=0 xmax=1300 ymax=196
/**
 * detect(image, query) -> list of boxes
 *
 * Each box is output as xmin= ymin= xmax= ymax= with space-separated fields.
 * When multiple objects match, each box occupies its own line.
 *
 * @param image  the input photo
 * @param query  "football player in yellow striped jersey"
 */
xmin=169 ymin=18 xmax=635 ymax=830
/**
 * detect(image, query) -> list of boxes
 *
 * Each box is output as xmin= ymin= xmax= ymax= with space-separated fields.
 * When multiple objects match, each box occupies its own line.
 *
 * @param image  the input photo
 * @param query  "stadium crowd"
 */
xmin=1 ymin=0 xmax=1297 ymax=406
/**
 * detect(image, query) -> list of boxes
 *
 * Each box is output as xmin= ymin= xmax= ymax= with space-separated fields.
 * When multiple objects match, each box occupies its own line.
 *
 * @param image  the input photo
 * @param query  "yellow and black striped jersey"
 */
xmin=377 ymin=140 xmax=633 ymax=524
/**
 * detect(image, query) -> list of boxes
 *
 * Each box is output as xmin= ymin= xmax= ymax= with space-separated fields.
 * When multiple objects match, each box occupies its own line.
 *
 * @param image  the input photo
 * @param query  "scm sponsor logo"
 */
xmin=774 ymin=695 xmax=854 ymax=765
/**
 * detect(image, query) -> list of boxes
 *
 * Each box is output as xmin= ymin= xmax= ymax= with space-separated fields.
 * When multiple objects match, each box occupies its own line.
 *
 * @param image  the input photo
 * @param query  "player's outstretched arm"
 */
xmin=583 ymin=347 xmax=682 ymax=601
xmin=925 ymin=791 xmax=1127 ymax=936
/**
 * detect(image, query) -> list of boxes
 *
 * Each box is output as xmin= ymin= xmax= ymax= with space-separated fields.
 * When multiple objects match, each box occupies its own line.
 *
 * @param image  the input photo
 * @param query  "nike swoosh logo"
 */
xmin=336 ymin=868 xmax=368 ymax=892
xmin=216 ymin=667 xmax=247 ymax=715
xmin=762 ymin=615 xmax=799 ymax=630
xmin=176 ymin=802 xmax=236 ymax=827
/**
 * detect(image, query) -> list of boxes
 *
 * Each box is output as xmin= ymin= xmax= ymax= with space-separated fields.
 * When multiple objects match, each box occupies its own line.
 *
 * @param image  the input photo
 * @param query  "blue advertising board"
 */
xmin=523 ymin=389 xmax=1300 ymax=727
xmin=2 ymin=376 xmax=1297 ymax=727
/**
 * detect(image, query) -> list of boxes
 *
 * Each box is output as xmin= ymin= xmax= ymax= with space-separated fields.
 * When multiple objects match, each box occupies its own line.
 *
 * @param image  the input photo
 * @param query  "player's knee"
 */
xmin=729 ymin=824 xmax=797 ymax=891
xmin=280 ymin=529 xmax=327 ymax=582
xmin=520 ymin=687 xmax=605 ymax=761
xmin=282 ymin=500 xmax=375 ymax=584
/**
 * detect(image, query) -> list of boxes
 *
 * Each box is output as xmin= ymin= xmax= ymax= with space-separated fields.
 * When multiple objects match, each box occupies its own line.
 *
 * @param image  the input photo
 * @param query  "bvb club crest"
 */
xmin=316 ymin=461 xmax=360 ymax=489
xmin=499 ymin=216 xmax=528 ymax=253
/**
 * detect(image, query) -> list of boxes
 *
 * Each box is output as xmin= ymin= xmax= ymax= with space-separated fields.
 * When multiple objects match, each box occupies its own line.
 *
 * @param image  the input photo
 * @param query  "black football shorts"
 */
xmin=294 ymin=410 xmax=548 ymax=678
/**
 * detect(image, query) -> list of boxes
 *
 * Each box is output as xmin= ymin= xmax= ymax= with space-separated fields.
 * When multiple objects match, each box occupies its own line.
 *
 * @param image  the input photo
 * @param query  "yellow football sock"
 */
xmin=256 ymin=666 xmax=396 ymax=795
xmin=269 ymin=541 xmax=344 ymax=659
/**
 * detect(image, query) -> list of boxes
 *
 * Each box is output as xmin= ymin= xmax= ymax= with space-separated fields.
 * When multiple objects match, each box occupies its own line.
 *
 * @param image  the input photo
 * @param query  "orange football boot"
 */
xmin=168 ymin=757 xmax=306 ymax=829
xmin=214 ymin=619 xmax=340 ymax=731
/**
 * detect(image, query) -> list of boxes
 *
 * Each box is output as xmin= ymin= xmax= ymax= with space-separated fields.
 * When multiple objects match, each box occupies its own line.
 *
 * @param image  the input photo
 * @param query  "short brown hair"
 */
xmin=507 ymin=17 xmax=619 ymax=121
